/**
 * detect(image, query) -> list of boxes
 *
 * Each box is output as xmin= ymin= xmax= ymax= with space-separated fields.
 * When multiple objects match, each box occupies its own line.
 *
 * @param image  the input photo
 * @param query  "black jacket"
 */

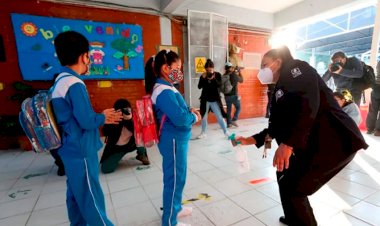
xmin=223 ymin=70 xmax=244 ymax=96
xmin=254 ymin=59 xmax=367 ymax=157
xmin=322 ymin=56 xmax=363 ymax=92
xmin=198 ymin=72 xmax=226 ymax=118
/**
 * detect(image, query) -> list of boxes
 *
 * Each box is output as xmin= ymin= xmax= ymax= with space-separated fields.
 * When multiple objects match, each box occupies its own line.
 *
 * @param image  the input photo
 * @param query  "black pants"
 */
xmin=100 ymin=139 xmax=146 ymax=174
xmin=277 ymin=151 xmax=357 ymax=226
xmin=366 ymin=94 xmax=380 ymax=132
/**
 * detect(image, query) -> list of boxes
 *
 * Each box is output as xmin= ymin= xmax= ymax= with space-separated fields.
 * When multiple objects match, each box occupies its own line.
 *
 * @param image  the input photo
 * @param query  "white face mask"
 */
xmin=257 ymin=67 xmax=274 ymax=84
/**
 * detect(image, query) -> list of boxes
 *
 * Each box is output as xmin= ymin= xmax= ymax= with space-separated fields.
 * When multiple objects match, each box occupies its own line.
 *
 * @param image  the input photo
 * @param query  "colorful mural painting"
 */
xmin=11 ymin=13 xmax=144 ymax=80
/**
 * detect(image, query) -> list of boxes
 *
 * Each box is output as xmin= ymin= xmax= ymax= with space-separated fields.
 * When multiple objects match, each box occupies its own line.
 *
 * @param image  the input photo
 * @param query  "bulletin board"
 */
xmin=11 ymin=13 xmax=145 ymax=80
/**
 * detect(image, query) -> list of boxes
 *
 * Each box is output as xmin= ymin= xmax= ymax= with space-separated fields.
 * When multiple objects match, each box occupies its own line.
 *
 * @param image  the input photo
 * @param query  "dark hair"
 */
xmin=205 ymin=59 xmax=214 ymax=69
xmin=263 ymin=46 xmax=294 ymax=63
xmin=331 ymin=51 xmax=346 ymax=60
xmin=54 ymin=31 xmax=89 ymax=66
xmin=113 ymin=98 xmax=131 ymax=110
xmin=333 ymin=90 xmax=353 ymax=106
xmin=144 ymin=50 xmax=180 ymax=94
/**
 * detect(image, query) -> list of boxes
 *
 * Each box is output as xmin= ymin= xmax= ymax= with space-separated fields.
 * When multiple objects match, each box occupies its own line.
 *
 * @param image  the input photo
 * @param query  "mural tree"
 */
xmin=111 ymin=38 xmax=138 ymax=70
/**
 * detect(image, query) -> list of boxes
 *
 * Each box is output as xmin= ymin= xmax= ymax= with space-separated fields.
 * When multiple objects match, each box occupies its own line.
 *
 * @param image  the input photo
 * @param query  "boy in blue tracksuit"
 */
xmin=145 ymin=50 xmax=201 ymax=226
xmin=52 ymin=31 xmax=122 ymax=226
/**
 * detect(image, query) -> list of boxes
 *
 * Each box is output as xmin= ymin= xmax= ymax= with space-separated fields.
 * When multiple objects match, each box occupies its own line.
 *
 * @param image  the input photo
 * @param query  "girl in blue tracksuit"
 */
xmin=52 ymin=31 xmax=121 ymax=226
xmin=145 ymin=50 xmax=200 ymax=226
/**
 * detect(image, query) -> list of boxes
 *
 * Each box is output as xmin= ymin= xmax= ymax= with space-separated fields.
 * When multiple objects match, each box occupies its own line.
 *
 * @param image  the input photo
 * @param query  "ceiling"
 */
xmin=207 ymin=0 xmax=304 ymax=13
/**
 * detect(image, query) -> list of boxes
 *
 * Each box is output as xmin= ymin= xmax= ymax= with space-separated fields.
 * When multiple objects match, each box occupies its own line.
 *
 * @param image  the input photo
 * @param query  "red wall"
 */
xmin=228 ymin=29 xmax=271 ymax=118
xmin=0 ymin=0 xmax=184 ymax=115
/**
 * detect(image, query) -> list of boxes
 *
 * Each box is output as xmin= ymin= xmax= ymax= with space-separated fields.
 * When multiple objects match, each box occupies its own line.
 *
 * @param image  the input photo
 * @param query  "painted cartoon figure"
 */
xmin=89 ymin=42 xmax=105 ymax=65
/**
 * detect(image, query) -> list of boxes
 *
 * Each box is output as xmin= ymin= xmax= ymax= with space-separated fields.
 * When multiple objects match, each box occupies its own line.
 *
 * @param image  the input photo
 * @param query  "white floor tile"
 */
xmin=107 ymin=174 xmax=140 ymax=193
xmin=115 ymin=201 xmax=160 ymax=226
xmin=0 ymin=197 xmax=37 ymax=219
xmin=26 ymin=204 xmax=68 ymax=226
xmin=0 ymin=213 xmax=30 ymax=226
xmin=34 ymin=190 xmax=66 ymax=210
xmin=111 ymin=187 xmax=149 ymax=208
xmin=321 ymin=212 xmax=372 ymax=226
xmin=230 ymin=189 xmax=279 ymax=215
xmin=199 ymin=199 xmax=250 ymax=226
xmin=231 ymin=216 xmax=265 ymax=226
xmin=344 ymin=201 xmax=380 ymax=225
xmin=212 ymin=178 xmax=253 ymax=196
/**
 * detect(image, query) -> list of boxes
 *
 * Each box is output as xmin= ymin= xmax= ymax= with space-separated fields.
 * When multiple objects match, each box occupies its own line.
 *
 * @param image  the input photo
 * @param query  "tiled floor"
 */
xmin=0 ymin=118 xmax=380 ymax=226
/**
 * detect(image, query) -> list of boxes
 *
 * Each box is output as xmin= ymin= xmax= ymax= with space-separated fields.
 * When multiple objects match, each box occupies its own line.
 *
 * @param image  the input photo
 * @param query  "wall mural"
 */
xmin=11 ymin=13 xmax=144 ymax=80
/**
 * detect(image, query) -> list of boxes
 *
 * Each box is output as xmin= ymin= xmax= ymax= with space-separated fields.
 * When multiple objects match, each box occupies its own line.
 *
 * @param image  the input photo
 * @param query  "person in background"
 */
xmin=222 ymin=62 xmax=243 ymax=127
xmin=322 ymin=51 xmax=363 ymax=106
xmin=333 ymin=90 xmax=362 ymax=126
xmin=197 ymin=59 xmax=229 ymax=139
xmin=145 ymin=50 xmax=201 ymax=226
xmin=100 ymin=98 xmax=150 ymax=174
xmin=236 ymin=46 xmax=367 ymax=226
xmin=366 ymin=61 xmax=380 ymax=136
xmin=52 ymin=31 xmax=122 ymax=226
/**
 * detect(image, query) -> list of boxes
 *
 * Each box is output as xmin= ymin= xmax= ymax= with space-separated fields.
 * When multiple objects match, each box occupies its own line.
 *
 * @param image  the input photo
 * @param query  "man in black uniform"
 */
xmin=322 ymin=51 xmax=363 ymax=106
xmin=237 ymin=46 xmax=368 ymax=226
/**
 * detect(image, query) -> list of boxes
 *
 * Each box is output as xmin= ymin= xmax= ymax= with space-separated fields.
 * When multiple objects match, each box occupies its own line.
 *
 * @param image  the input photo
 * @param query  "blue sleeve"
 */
xmin=68 ymin=83 xmax=105 ymax=130
xmin=156 ymin=90 xmax=196 ymax=127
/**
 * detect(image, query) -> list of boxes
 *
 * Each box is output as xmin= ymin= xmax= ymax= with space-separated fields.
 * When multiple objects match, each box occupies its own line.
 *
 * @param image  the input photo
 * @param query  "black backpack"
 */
xmin=354 ymin=62 xmax=376 ymax=91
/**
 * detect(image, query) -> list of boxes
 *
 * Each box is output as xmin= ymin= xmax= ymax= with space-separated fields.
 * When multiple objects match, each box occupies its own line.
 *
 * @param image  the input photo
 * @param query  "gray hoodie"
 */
xmin=343 ymin=103 xmax=362 ymax=126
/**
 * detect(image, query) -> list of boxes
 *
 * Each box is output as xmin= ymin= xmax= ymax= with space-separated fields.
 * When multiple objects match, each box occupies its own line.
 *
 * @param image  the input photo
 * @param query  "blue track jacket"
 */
xmin=51 ymin=68 xmax=105 ymax=158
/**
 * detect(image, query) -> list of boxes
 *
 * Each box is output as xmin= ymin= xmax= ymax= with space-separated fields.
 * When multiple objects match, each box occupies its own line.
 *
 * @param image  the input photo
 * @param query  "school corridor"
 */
xmin=0 ymin=118 xmax=380 ymax=226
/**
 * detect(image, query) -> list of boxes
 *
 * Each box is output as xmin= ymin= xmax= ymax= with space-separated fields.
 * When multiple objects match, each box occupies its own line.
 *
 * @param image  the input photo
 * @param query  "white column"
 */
xmin=370 ymin=0 xmax=380 ymax=68
xmin=159 ymin=16 xmax=172 ymax=45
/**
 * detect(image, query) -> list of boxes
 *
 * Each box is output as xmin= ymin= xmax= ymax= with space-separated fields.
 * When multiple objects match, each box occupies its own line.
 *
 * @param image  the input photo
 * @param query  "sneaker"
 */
xmin=374 ymin=130 xmax=380 ymax=136
xmin=177 ymin=222 xmax=191 ymax=226
xmin=197 ymin=133 xmax=207 ymax=139
xmin=225 ymin=131 xmax=231 ymax=139
xmin=136 ymin=154 xmax=150 ymax=165
xmin=57 ymin=167 xmax=65 ymax=176
xmin=178 ymin=206 xmax=193 ymax=218
xmin=367 ymin=130 xmax=374 ymax=134
xmin=231 ymin=121 xmax=239 ymax=127
xmin=227 ymin=124 xmax=232 ymax=128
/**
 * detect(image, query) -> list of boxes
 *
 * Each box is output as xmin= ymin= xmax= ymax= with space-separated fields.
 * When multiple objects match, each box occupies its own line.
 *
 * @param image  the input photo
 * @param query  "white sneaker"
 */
xmin=197 ymin=133 xmax=207 ymax=139
xmin=178 ymin=206 xmax=193 ymax=218
xmin=225 ymin=131 xmax=231 ymax=139
xmin=177 ymin=222 xmax=191 ymax=226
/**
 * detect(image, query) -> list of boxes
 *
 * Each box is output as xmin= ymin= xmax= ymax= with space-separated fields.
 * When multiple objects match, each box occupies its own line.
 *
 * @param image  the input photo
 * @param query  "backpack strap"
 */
xmin=152 ymin=84 xmax=168 ymax=138
xmin=49 ymin=72 xmax=74 ymax=94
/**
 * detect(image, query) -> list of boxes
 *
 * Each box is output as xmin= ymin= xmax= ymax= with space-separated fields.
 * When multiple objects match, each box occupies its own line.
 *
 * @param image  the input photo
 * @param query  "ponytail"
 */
xmin=144 ymin=50 xmax=180 ymax=94
xmin=144 ymin=56 xmax=156 ymax=94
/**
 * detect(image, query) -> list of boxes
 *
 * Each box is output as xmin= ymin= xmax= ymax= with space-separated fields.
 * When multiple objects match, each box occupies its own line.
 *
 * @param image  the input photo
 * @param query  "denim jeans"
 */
xmin=201 ymin=101 xmax=227 ymax=134
xmin=225 ymin=95 xmax=241 ymax=125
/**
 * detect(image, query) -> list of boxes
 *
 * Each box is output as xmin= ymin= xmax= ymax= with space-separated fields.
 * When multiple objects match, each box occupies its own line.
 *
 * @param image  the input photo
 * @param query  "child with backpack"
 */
xmin=52 ymin=31 xmax=122 ymax=226
xmin=145 ymin=50 xmax=201 ymax=226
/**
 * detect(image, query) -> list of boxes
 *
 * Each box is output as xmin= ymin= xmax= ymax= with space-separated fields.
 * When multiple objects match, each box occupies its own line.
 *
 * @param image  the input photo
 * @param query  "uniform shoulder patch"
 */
xmin=290 ymin=67 xmax=302 ymax=78
xmin=275 ymin=89 xmax=284 ymax=102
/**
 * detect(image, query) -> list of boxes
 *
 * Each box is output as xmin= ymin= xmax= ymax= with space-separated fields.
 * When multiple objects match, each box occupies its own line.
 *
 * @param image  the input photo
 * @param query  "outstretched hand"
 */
xmin=235 ymin=136 xmax=256 ymax=145
xmin=103 ymin=108 xmax=123 ymax=124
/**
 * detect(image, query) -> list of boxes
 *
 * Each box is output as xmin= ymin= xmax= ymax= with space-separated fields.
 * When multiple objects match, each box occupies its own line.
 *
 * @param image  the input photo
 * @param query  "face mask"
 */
xmin=168 ymin=68 xmax=183 ymax=83
xmin=257 ymin=67 xmax=274 ymax=84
